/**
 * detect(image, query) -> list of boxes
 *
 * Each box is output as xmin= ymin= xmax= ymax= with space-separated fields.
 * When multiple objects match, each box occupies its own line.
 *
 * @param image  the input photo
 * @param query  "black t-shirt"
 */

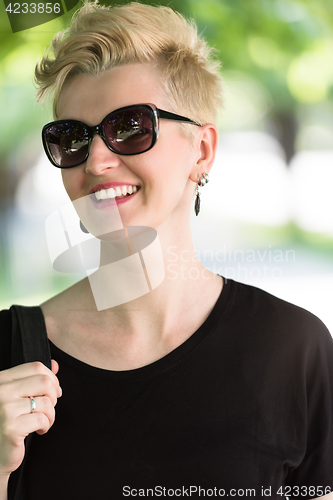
xmin=1 ymin=278 xmax=333 ymax=499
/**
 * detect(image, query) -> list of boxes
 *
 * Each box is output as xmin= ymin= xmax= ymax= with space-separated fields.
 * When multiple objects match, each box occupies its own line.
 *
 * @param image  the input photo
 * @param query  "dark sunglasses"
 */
xmin=42 ymin=103 xmax=201 ymax=169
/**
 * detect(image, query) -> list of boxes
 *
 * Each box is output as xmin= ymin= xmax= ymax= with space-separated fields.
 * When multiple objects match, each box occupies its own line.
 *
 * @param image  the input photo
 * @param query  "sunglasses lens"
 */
xmin=44 ymin=122 xmax=90 ymax=168
xmin=103 ymin=106 xmax=154 ymax=154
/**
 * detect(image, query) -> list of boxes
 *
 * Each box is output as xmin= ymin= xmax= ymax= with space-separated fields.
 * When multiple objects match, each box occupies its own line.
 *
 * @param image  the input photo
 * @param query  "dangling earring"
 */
xmin=194 ymin=173 xmax=209 ymax=216
xmin=80 ymin=220 xmax=89 ymax=234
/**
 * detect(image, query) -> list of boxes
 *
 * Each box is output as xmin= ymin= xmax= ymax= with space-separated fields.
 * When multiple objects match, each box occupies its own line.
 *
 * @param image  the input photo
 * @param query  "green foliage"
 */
xmin=0 ymin=0 xmax=332 ymax=161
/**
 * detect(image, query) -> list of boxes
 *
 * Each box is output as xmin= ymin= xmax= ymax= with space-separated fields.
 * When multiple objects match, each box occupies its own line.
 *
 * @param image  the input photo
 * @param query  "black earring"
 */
xmin=194 ymin=173 xmax=209 ymax=216
xmin=194 ymin=185 xmax=201 ymax=216
xmin=80 ymin=220 xmax=89 ymax=233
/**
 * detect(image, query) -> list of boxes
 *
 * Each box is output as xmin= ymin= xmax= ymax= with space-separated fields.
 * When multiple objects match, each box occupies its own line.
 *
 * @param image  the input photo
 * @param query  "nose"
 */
xmin=84 ymin=134 xmax=121 ymax=175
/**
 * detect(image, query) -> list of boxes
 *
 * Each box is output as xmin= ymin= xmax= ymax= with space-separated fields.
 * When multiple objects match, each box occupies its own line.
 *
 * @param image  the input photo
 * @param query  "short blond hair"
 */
xmin=35 ymin=0 xmax=224 ymax=137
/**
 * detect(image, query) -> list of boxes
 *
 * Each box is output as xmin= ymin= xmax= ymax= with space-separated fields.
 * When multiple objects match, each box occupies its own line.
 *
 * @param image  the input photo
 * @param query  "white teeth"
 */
xmin=94 ymin=185 xmax=139 ymax=201
xmin=107 ymin=187 xmax=116 ymax=198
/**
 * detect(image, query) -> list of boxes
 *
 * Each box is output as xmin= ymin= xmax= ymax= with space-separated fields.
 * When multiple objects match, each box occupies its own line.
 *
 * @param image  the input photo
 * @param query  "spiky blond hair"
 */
xmin=35 ymin=0 xmax=224 ymax=138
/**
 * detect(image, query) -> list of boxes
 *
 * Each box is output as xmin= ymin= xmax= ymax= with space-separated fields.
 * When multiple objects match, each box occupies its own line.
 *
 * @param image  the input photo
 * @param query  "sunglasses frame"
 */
xmin=42 ymin=103 xmax=201 ymax=169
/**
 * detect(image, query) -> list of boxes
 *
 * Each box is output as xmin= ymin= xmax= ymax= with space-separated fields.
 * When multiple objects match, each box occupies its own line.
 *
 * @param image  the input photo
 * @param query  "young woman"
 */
xmin=1 ymin=1 xmax=333 ymax=499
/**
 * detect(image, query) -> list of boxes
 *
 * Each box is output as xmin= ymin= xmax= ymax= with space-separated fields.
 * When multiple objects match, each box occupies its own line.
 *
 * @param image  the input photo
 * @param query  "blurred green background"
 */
xmin=0 ymin=0 xmax=333 ymax=329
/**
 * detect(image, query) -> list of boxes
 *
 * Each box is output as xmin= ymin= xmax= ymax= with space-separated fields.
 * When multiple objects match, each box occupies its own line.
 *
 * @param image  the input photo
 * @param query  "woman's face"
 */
xmin=57 ymin=63 xmax=201 ymax=231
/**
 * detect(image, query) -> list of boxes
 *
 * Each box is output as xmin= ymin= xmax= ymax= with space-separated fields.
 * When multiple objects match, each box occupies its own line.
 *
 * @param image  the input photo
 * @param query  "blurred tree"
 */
xmin=178 ymin=0 xmax=333 ymax=161
xmin=0 ymin=0 xmax=332 ymax=166
xmin=0 ymin=0 xmax=332 ymax=301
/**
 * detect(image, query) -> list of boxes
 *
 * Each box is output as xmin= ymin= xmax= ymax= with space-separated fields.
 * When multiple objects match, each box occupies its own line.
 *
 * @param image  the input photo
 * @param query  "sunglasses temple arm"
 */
xmin=157 ymin=109 xmax=201 ymax=127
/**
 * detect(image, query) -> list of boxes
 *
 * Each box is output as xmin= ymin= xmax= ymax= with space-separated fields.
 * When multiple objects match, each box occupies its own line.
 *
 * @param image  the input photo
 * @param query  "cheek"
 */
xmin=150 ymin=133 xmax=195 ymax=177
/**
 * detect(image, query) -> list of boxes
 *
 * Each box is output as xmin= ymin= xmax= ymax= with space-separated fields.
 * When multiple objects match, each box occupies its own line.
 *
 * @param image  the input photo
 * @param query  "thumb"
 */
xmin=51 ymin=359 xmax=59 ymax=374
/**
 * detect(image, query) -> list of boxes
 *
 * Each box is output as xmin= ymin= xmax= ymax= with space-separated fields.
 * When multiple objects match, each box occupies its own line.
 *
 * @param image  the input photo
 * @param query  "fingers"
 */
xmin=0 ymin=360 xmax=62 ymax=430
xmin=0 ymin=361 xmax=60 ymax=389
xmin=28 ymin=396 xmax=56 ymax=431
xmin=3 ymin=413 xmax=51 ymax=442
xmin=3 ymin=397 xmax=56 ymax=438
xmin=0 ymin=361 xmax=62 ymax=399
xmin=9 ymin=376 xmax=58 ymax=406
xmin=0 ymin=360 xmax=62 ymax=474
xmin=3 ymin=395 xmax=56 ymax=422
xmin=28 ymin=395 xmax=56 ymax=434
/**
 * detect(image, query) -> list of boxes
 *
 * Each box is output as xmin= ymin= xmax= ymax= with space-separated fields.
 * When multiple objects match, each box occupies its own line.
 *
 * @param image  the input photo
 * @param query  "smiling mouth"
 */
xmin=93 ymin=185 xmax=141 ymax=202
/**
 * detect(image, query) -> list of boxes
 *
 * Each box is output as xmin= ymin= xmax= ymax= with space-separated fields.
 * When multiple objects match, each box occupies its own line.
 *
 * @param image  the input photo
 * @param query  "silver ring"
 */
xmin=29 ymin=396 xmax=36 ymax=413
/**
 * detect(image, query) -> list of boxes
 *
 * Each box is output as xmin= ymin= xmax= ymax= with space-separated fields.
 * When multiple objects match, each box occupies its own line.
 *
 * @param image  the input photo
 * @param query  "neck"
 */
xmin=41 ymin=211 xmax=223 ymax=370
xmin=85 ymin=216 xmax=221 ymax=339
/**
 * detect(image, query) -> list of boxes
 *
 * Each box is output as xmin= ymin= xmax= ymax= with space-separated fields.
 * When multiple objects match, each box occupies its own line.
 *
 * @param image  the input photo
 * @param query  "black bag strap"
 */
xmin=8 ymin=305 xmax=51 ymax=500
xmin=10 ymin=305 xmax=51 ymax=369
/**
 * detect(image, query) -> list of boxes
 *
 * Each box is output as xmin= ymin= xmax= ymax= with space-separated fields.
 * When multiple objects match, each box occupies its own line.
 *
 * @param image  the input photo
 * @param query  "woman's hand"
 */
xmin=0 ymin=360 xmax=62 ymax=477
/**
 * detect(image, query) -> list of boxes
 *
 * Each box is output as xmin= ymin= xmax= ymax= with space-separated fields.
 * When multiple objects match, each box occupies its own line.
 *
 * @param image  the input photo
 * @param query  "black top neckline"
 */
xmin=48 ymin=275 xmax=232 ymax=380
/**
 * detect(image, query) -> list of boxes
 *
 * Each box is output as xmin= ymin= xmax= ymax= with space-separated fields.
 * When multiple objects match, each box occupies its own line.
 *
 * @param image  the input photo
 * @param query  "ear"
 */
xmin=189 ymin=123 xmax=218 ymax=183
